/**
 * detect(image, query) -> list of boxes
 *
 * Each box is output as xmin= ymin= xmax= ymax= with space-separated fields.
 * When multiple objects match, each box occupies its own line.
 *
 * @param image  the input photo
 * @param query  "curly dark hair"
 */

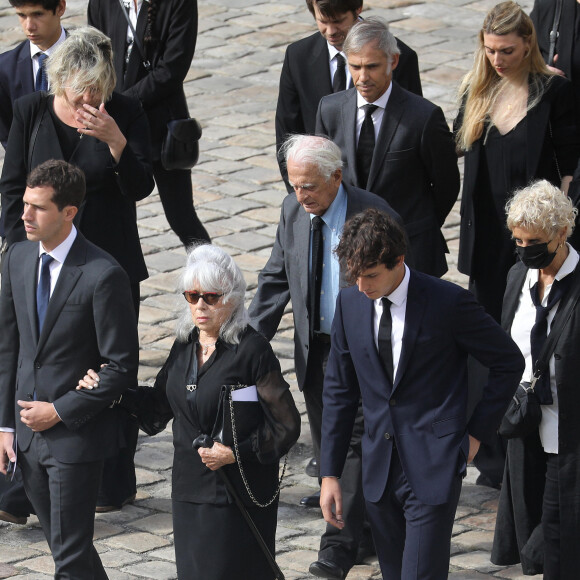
xmin=27 ymin=160 xmax=86 ymax=210
xmin=335 ymin=208 xmax=406 ymax=283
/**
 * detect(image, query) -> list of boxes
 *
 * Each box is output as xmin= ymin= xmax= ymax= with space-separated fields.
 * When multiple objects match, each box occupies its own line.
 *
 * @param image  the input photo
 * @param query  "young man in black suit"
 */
xmin=0 ymin=0 xmax=66 ymax=526
xmin=0 ymin=160 xmax=139 ymax=579
xmin=275 ymin=0 xmax=422 ymax=191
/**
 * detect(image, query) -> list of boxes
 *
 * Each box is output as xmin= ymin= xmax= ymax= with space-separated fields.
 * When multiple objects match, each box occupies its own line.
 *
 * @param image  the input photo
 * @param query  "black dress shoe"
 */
xmin=309 ymin=559 xmax=346 ymax=579
xmin=305 ymin=456 xmax=319 ymax=477
xmin=300 ymin=490 xmax=320 ymax=507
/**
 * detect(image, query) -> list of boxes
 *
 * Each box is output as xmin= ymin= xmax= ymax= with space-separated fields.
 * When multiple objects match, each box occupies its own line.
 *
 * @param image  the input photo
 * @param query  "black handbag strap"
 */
xmin=532 ymin=263 xmax=580 ymax=381
xmin=116 ymin=0 xmax=151 ymax=71
xmin=548 ymin=0 xmax=563 ymax=66
xmin=28 ymin=94 xmax=48 ymax=170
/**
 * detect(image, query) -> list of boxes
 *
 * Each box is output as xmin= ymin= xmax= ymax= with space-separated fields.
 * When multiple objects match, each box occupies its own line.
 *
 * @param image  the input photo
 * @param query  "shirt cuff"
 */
xmin=0 ymin=428 xmax=15 ymax=432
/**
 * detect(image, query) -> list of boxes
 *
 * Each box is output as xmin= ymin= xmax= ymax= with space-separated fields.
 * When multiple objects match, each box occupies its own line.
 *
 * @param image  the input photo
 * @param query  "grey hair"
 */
xmin=506 ymin=180 xmax=577 ymax=239
xmin=47 ymin=27 xmax=116 ymax=101
xmin=343 ymin=16 xmax=400 ymax=61
xmin=175 ymin=244 xmax=250 ymax=344
xmin=281 ymin=134 xmax=343 ymax=181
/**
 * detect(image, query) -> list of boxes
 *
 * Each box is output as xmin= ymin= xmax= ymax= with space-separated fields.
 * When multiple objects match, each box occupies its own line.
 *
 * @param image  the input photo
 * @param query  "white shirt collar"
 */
xmin=29 ymin=27 xmax=66 ymax=59
xmin=374 ymin=263 xmax=410 ymax=308
xmin=356 ymin=82 xmax=392 ymax=110
xmin=39 ymin=225 xmax=77 ymax=263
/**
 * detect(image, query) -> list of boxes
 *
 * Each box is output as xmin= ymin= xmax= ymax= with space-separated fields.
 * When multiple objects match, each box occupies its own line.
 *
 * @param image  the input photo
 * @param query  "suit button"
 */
xmin=34 ymin=362 xmax=41 ymax=369
xmin=384 ymin=432 xmax=391 ymax=440
xmin=554 ymin=353 xmax=561 ymax=360
xmin=389 ymin=399 xmax=396 ymax=406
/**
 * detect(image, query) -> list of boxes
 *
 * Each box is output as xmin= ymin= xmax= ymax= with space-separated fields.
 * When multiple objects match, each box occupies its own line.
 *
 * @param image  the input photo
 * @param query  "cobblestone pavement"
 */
xmin=0 ymin=0 xmax=540 ymax=578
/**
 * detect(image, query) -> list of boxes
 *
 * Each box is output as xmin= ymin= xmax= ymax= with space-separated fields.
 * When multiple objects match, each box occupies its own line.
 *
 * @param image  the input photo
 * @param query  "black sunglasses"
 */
xmin=183 ymin=291 xmax=223 ymax=305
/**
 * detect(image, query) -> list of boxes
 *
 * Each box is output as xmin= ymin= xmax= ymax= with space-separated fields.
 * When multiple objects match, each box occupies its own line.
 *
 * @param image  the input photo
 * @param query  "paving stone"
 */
xmin=452 ymin=530 xmax=495 ymax=552
xmin=146 ymin=547 xmax=176 ymax=562
xmin=134 ymin=444 xmax=174 ymax=471
xmin=449 ymin=551 xmax=505 ymax=573
xmin=135 ymin=467 xmax=167 ymax=486
xmin=121 ymin=560 xmax=177 ymax=580
xmin=103 ymin=532 xmax=170 ymax=554
xmin=98 ymin=549 xmax=142 ymax=568
xmin=130 ymin=513 xmax=174 ymax=536
xmin=93 ymin=521 xmax=124 ymax=541
xmin=14 ymin=556 xmax=54 ymax=576
xmin=0 ymin=563 xmax=19 ymax=579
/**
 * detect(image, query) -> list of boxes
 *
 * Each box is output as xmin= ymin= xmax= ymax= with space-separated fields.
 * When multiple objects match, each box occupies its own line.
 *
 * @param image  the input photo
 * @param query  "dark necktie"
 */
xmin=35 ymin=53 xmax=48 ymax=92
xmin=356 ymin=104 xmax=378 ymax=189
xmin=529 ymin=276 xmax=571 ymax=399
xmin=309 ymin=216 xmax=324 ymax=335
xmin=378 ymin=297 xmax=394 ymax=384
xmin=332 ymin=54 xmax=346 ymax=93
xmin=37 ymin=253 xmax=54 ymax=332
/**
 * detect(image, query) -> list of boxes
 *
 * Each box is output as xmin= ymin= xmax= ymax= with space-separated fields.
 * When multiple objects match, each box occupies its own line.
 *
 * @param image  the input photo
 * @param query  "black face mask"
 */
xmin=515 ymin=241 xmax=557 ymax=269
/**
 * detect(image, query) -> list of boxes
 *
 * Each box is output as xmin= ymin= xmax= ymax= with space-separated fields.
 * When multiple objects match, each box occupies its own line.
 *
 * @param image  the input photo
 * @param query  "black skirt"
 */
xmin=172 ymin=498 xmax=278 ymax=580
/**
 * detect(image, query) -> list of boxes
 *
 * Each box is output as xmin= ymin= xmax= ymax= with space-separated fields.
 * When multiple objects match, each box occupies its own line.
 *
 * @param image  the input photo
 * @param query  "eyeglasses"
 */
xmin=183 ymin=291 xmax=223 ymax=305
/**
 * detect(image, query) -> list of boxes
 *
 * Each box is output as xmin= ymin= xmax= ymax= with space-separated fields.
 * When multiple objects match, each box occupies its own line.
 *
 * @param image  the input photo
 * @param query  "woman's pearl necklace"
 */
xmin=200 ymin=342 xmax=216 ymax=356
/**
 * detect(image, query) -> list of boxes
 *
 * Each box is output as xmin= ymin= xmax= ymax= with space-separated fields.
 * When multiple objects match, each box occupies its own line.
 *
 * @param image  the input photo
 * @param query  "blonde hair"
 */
xmin=47 ymin=27 xmax=116 ymax=102
xmin=506 ymin=180 xmax=577 ymax=238
xmin=456 ymin=1 xmax=552 ymax=151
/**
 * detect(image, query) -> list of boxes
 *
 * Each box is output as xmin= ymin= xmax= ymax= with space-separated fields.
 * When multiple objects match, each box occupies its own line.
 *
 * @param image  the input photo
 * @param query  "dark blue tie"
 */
xmin=35 ymin=53 xmax=48 ymax=92
xmin=37 ymin=253 xmax=54 ymax=332
xmin=378 ymin=297 xmax=394 ymax=385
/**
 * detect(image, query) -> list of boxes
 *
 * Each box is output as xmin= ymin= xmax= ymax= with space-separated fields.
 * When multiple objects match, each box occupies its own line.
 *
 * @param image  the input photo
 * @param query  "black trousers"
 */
xmin=303 ymin=336 xmax=370 ymax=571
xmin=366 ymin=448 xmax=462 ymax=580
xmin=153 ymin=161 xmax=210 ymax=247
xmin=20 ymin=433 xmax=108 ymax=579
xmin=542 ymin=453 xmax=560 ymax=580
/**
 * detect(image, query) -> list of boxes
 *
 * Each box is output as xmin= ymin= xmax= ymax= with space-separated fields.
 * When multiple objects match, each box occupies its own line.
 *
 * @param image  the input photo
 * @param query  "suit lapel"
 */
xmin=124 ymin=8 xmax=149 ymax=88
xmin=368 ymin=83 xmax=406 ymax=191
xmin=25 ymin=248 xmax=41 ymax=344
xmin=36 ymin=238 xmax=86 ymax=353
xmin=501 ymin=263 xmax=527 ymax=333
xmin=393 ymin=271 xmax=427 ymax=391
xmin=342 ymin=90 xmax=359 ymax=187
xmin=112 ymin=3 xmax=130 ymax=90
xmin=294 ymin=210 xmax=312 ymax=307
xmin=308 ymin=34 xmax=332 ymax=97
xmin=16 ymin=45 xmax=34 ymax=95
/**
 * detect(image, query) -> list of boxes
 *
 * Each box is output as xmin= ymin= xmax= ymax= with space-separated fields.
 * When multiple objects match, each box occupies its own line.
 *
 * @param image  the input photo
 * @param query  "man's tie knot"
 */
xmin=312 ymin=215 xmax=324 ymax=231
xmin=364 ymin=104 xmax=378 ymax=118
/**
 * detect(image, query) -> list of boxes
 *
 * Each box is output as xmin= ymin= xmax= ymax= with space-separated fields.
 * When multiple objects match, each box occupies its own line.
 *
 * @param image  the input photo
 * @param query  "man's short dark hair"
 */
xmin=27 ymin=160 xmax=86 ymax=210
xmin=335 ymin=208 xmax=406 ymax=282
xmin=306 ymin=0 xmax=363 ymax=19
xmin=9 ymin=0 xmax=61 ymax=12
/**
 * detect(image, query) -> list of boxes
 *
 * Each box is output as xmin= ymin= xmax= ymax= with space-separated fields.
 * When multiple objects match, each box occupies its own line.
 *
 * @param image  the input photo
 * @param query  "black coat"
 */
xmin=88 ymin=0 xmax=197 ymax=155
xmin=0 ymin=91 xmax=153 ymax=283
xmin=491 ymin=260 xmax=580 ymax=578
xmin=456 ymin=75 xmax=580 ymax=277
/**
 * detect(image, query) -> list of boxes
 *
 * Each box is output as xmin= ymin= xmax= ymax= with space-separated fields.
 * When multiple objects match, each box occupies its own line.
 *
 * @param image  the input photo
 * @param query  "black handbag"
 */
xmin=161 ymin=118 xmax=202 ymax=171
xmin=499 ymin=266 xmax=580 ymax=439
xmin=116 ymin=0 xmax=201 ymax=171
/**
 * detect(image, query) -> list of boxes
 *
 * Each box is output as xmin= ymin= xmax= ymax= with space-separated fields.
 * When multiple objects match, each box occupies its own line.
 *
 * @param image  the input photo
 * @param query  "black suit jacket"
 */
xmin=321 ymin=271 xmax=523 ymax=505
xmin=0 ymin=91 xmax=154 ymax=283
xmin=0 ymin=233 xmax=139 ymax=462
xmin=316 ymin=83 xmax=460 ymax=277
xmin=275 ymin=31 xmax=422 ymax=190
xmin=0 ymin=40 xmax=34 ymax=149
xmin=88 ymin=0 xmax=197 ymax=154
xmin=249 ymin=183 xmax=404 ymax=390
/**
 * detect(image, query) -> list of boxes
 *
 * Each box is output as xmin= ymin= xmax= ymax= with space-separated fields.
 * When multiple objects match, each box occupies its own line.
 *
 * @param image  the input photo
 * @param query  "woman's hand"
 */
xmin=77 ymin=103 xmax=128 ymax=163
xmin=76 ymin=368 xmax=101 ymax=390
xmin=198 ymin=442 xmax=235 ymax=471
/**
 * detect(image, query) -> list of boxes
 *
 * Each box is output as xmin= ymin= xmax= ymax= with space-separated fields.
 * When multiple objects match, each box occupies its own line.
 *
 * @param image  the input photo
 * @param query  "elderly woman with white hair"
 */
xmin=491 ymin=180 xmax=580 ymax=578
xmin=80 ymin=244 xmax=301 ymax=580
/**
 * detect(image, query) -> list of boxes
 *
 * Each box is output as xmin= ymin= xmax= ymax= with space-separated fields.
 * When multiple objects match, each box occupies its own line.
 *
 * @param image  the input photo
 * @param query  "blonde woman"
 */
xmin=454 ymin=1 xmax=580 ymax=323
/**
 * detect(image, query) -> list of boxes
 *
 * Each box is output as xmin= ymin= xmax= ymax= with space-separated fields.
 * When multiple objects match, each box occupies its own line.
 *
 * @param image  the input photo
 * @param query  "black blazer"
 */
xmin=0 ymin=91 xmax=154 ymax=283
xmin=491 ymin=259 xmax=580 ymax=577
xmin=275 ymin=30 xmax=422 ymax=190
xmin=249 ymin=182 xmax=406 ymax=391
xmin=0 ymin=233 xmax=139 ymax=462
xmin=0 ymin=40 xmax=34 ymax=149
xmin=88 ymin=0 xmax=197 ymax=154
xmin=316 ymin=83 xmax=460 ymax=277
xmin=456 ymin=75 xmax=580 ymax=277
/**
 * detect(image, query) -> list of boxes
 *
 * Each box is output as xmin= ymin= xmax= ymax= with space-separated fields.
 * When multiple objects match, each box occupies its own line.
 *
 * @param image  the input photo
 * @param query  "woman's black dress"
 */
xmin=139 ymin=326 xmax=300 ymax=580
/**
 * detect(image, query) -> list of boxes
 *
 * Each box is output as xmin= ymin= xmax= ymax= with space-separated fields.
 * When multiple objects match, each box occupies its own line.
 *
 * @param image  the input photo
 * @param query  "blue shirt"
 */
xmin=309 ymin=184 xmax=347 ymax=334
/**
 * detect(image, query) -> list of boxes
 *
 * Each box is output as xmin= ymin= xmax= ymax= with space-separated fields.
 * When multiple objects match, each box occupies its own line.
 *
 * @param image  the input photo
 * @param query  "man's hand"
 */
xmin=468 ymin=434 xmax=481 ymax=463
xmin=320 ymin=477 xmax=345 ymax=530
xmin=0 ymin=432 xmax=15 ymax=475
xmin=18 ymin=400 xmax=61 ymax=432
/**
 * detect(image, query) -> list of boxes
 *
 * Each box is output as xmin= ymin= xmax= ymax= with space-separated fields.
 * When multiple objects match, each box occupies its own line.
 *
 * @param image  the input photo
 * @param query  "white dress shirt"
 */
xmin=327 ymin=43 xmax=352 ymax=90
xmin=373 ymin=264 xmax=410 ymax=382
xmin=510 ymin=244 xmax=579 ymax=453
xmin=29 ymin=27 xmax=67 ymax=88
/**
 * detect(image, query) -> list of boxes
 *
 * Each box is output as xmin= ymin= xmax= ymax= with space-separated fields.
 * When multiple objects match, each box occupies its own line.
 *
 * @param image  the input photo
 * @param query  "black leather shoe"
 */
xmin=300 ymin=490 xmax=320 ymax=507
xmin=0 ymin=510 xmax=27 ymax=525
xmin=305 ymin=456 xmax=319 ymax=477
xmin=309 ymin=559 xmax=346 ymax=579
